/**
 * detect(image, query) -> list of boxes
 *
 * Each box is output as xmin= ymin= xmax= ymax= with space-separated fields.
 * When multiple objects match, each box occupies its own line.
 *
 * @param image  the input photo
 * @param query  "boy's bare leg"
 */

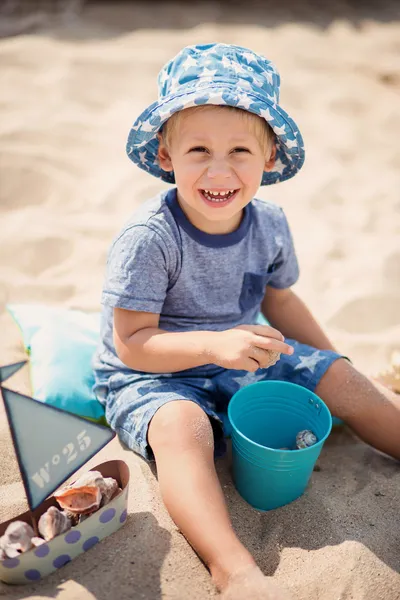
xmin=148 ymin=400 xmax=292 ymax=599
xmin=316 ymin=358 xmax=400 ymax=460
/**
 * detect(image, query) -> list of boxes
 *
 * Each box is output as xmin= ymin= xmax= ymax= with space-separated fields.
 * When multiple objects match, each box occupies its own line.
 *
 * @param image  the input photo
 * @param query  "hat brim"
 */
xmin=126 ymin=84 xmax=305 ymax=186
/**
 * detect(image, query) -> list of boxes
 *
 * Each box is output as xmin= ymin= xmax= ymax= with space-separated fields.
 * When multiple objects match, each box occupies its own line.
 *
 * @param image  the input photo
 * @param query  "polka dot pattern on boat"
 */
xmin=2 ymin=557 xmax=20 ymax=568
xmin=34 ymin=544 xmax=50 ymax=557
xmin=65 ymin=530 xmax=81 ymax=544
xmin=53 ymin=555 xmax=71 ymax=569
xmin=25 ymin=569 xmax=41 ymax=581
xmin=82 ymin=536 xmax=99 ymax=551
xmin=120 ymin=509 xmax=127 ymax=523
xmin=99 ymin=508 xmax=116 ymax=523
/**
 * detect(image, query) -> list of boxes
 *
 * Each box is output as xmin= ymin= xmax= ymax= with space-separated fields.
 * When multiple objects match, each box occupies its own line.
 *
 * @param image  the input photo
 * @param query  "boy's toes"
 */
xmin=220 ymin=566 xmax=293 ymax=600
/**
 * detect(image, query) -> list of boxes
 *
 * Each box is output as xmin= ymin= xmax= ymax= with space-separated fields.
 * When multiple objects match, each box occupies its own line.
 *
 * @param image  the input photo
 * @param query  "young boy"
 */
xmin=93 ymin=44 xmax=400 ymax=599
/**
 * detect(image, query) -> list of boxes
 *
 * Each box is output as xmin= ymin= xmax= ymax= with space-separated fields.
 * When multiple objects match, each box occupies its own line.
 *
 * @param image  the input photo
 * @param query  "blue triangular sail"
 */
xmin=0 ymin=386 xmax=115 ymax=510
xmin=0 ymin=361 xmax=26 ymax=384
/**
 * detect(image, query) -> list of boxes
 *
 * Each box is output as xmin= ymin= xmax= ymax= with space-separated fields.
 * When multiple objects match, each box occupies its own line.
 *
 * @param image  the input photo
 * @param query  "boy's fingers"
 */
xmin=244 ymin=358 xmax=261 ymax=372
xmin=250 ymin=346 xmax=279 ymax=367
xmin=253 ymin=335 xmax=294 ymax=355
xmin=245 ymin=324 xmax=284 ymax=341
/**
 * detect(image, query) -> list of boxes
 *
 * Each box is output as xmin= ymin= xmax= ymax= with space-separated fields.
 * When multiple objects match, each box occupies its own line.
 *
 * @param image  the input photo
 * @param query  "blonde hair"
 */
xmin=160 ymin=104 xmax=274 ymax=157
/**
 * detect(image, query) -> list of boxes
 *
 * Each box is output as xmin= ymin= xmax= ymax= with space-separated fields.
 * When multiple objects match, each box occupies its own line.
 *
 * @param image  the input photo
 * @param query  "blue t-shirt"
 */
xmin=93 ymin=188 xmax=299 ymax=379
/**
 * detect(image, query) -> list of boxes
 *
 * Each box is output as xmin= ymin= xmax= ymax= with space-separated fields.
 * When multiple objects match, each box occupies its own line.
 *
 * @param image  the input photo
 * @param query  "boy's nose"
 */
xmin=207 ymin=160 xmax=232 ymax=179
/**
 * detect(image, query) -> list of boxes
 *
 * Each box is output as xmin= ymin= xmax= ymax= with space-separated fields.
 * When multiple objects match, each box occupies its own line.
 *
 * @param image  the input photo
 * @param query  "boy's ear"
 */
xmin=264 ymin=143 xmax=277 ymax=171
xmin=157 ymin=132 xmax=174 ymax=172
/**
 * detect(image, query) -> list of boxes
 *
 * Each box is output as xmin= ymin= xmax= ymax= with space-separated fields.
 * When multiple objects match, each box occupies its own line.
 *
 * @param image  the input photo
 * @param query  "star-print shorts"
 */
xmin=96 ymin=340 xmax=343 ymax=461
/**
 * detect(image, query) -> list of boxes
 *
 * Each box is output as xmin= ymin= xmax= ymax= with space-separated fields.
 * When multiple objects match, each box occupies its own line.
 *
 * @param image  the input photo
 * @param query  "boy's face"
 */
xmin=158 ymin=107 xmax=276 ymax=234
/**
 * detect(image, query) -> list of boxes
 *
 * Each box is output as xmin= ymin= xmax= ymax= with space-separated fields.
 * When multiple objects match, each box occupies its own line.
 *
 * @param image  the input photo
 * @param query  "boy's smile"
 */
xmin=199 ymin=188 xmax=239 ymax=207
xmin=158 ymin=106 xmax=276 ymax=235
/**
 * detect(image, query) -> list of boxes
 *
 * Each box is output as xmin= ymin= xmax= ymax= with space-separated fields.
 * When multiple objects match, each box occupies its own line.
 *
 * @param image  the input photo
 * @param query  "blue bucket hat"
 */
xmin=127 ymin=43 xmax=305 ymax=185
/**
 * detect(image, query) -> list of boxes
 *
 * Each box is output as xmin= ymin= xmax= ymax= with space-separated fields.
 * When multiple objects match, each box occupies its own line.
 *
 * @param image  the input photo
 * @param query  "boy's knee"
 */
xmin=148 ymin=400 xmax=214 ymax=454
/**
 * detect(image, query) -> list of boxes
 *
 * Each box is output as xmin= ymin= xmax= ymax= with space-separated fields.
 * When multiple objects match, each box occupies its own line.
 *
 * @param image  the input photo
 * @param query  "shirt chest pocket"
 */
xmin=239 ymin=271 xmax=271 ymax=312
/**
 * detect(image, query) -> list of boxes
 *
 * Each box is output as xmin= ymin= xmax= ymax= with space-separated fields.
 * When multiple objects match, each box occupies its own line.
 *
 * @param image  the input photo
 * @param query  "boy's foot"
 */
xmin=220 ymin=565 xmax=293 ymax=600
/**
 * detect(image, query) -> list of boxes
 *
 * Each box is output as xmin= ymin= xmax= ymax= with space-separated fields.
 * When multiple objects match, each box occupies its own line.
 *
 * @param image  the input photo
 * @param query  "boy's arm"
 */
xmin=113 ymin=307 xmax=294 ymax=373
xmin=261 ymin=287 xmax=338 ymax=352
xmin=114 ymin=308 xmax=214 ymax=372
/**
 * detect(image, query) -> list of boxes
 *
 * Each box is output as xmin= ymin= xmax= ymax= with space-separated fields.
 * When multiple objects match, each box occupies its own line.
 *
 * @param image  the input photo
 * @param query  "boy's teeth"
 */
xmin=202 ymin=189 xmax=236 ymax=202
xmin=204 ymin=190 xmax=234 ymax=196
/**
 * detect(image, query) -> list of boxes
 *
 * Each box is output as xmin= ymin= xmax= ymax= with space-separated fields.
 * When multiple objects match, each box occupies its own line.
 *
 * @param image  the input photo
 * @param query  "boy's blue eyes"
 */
xmin=189 ymin=147 xmax=250 ymax=153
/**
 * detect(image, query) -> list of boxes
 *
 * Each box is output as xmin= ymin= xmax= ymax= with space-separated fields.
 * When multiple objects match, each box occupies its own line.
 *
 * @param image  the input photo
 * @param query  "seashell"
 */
xmin=79 ymin=472 xmax=120 ymax=503
xmin=295 ymin=430 xmax=317 ymax=449
xmin=54 ymin=471 xmax=104 ymax=514
xmin=79 ymin=513 xmax=90 ymax=524
xmin=0 ymin=521 xmax=35 ymax=557
xmin=31 ymin=536 xmax=46 ymax=547
xmin=38 ymin=506 xmax=72 ymax=541
xmin=54 ymin=484 xmax=102 ymax=515
xmin=264 ymin=350 xmax=281 ymax=369
xmin=54 ymin=471 xmax=119 ymax=514
xmin=63 ymin=510 xmax=80 ymax=526
xmin=1 ymin=545 xmax=21 ymax=559
xmin=70 ymin=470 xmax=104 ymax=488
xmin=99 ymin=478 xmax=120 ymax=507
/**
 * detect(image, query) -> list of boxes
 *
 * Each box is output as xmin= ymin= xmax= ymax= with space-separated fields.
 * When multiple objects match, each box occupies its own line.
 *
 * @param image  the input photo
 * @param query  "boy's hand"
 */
xmin=208 ymin=325 xmax=294 ymax=372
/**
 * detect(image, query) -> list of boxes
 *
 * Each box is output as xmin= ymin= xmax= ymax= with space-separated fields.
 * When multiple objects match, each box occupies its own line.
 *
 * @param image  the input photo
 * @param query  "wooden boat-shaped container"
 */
xmin=0 ymin=362 xmax=130 ymax=585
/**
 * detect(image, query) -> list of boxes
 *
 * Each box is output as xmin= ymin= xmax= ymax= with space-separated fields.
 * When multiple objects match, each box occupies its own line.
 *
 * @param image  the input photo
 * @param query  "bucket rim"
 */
xmin=227 ymin=380 xmax=332 ymax=453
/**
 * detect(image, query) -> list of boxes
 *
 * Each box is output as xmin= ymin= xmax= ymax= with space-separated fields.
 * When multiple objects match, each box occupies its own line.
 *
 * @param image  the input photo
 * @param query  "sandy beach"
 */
xmin=0 ymin=1 xmax=399 ymax=598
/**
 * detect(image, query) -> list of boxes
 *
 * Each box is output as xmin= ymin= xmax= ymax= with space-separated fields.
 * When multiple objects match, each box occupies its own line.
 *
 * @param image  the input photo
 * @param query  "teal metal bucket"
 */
xmin=228 ymin=381 xmax=332 ymax=511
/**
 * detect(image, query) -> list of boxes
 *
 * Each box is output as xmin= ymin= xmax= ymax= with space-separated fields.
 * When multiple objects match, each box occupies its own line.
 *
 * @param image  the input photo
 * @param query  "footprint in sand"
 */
xmin=0 ymin=238 xmax=73 ymax=277
xmin=328 ymin=295 xmax=400 ymax=333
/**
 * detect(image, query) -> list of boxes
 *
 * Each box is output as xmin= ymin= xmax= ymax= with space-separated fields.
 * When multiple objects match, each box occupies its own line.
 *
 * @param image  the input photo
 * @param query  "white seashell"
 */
xmin=99 ymin=478 xmax=120 ymax=507
xmin=0 ymin=521 xmax=35 ymax=557
xmin=38 ymin=506 xmax=72 ymax=541
xmin=295 ymin=430 xmax=317 ymax=449
xmin=31 ymin=536 xmax=46 ymax=547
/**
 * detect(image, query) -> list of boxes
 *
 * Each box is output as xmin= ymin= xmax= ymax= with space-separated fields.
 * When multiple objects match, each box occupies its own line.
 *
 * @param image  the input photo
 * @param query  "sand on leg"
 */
xmin=315 ymin=358 xmax=400 ymax=460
